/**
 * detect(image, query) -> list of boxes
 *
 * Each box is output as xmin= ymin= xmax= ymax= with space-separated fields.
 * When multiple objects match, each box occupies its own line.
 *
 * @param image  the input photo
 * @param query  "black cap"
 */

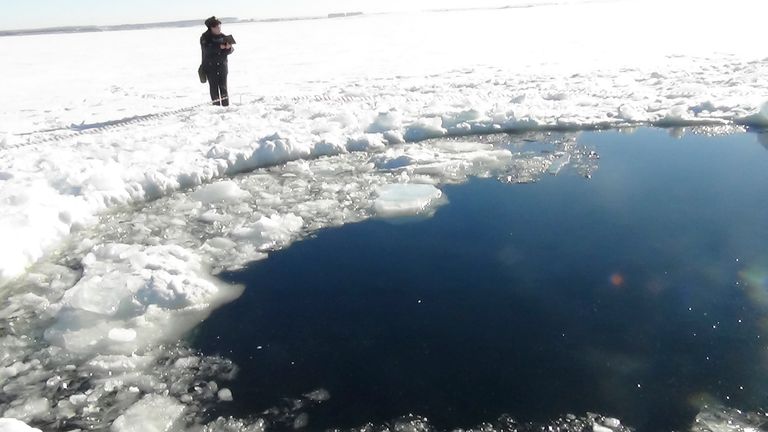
xmin=205 ymin=16 xmax=221 ymax=29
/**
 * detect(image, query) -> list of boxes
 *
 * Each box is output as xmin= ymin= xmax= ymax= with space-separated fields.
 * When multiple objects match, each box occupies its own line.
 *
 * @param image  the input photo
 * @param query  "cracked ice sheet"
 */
xmin=0 ymin=134 xmax=595 ymax=430
xmin=3 ymin=1 xmax=768 ymax=285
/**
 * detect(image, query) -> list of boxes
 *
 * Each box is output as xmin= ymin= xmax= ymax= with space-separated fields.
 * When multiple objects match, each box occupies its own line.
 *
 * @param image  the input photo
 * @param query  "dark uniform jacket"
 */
xmin=200 ymin=31 xmax=233 ymax=74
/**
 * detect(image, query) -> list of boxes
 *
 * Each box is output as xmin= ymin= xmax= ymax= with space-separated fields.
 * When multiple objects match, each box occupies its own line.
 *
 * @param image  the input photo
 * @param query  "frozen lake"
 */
xmin=193 ymin=128 xmax=768 ymax=432
xmin=3 ymin=2 xmax=768 ymax=430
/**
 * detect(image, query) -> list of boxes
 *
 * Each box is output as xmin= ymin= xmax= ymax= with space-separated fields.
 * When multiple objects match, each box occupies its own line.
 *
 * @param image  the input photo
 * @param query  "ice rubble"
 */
xmin=43 ymin=243 xmax=243 ymax=355
xmin=323 ymin=413 xmax=634 ymax=432
xmin=691 ymin=404 xmax=768 ymax=432
xmin=0 ymin=133 xmax=596 ymax=430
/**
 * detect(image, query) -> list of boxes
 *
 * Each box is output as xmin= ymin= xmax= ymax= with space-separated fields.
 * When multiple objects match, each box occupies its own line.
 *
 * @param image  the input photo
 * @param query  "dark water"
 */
xmin=193 ymin=128 xmax=768 ymax=431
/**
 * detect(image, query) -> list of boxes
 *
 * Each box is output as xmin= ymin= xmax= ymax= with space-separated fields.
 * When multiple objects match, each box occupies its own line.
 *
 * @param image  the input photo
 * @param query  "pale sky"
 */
xmin=0 ymin=0 xmax=551 ymax=30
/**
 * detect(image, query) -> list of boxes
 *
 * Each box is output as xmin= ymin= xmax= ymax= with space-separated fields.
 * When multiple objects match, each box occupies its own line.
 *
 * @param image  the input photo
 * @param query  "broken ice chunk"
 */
xmin=191 ymin=181 xmax=250 ymax=204
xmin=110 ymin=395 xmax=184 ymax=432
xmin=107 ymin=328 xmax=137 ymax=343
xmin=0 ymin=418 xmax=42 ymax=432
xmin=547 ymin=153 xmax=571 ymax=175
xmin=217 ymin=388 xmax=233 ymax=402
xmin=374 ymin=184 xmax=445 ymax=218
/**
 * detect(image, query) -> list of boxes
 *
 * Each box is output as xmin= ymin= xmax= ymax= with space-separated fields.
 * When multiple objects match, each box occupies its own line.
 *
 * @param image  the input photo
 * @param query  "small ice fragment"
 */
xmin=2 ymin=397 xmax=50 ymax=422
xmin=547 ymin=153 xmax=571 ymax=175
xmin=204 ymin=237 xmax=237 ymax=250
xmin=218 ymin=388 xmax=233 ymax=402
xmin=373 ymin=155 xmax=416 ymax=170
xmin=108 ymin=328 xmax=137 ymax=343
xmin=366 ymin=110 xmax=403 ymax=133
xmin=45 ymin=376 xmax=61 ymax=388
xmin=191 ymin=181 xmax=249 ymax=204
xmin=69 ymin=394 xmax=87 ymax=406
xmin=304 ymin=389 xmax=331 ymax=402
xmin=199 ymin=210 xmax=226 ymax=223
xmin=0 ymin=418 xmax=42 ymax=432
xmin=293 ymin=413 xmax=309 ymax=429
xmin=374 ymin=184 xmax=444 ymax=218
xmin=403 ymin=117 xmax=447 ymax=141
xmin=592 ymin=424 xmax=613 ymax=432
xmin=173 ymin=357 xmax=200 ymax=368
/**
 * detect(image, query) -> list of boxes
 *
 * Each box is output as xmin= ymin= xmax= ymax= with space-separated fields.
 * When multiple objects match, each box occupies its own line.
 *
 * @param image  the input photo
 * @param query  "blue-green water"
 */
xmin=194 ymin=129 xmax=768 ymax=431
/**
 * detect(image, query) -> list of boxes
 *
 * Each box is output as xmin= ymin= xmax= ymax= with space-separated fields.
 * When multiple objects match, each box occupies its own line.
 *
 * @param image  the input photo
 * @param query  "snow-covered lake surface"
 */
xmin=1 ymin=1 xmax=768 ymax=430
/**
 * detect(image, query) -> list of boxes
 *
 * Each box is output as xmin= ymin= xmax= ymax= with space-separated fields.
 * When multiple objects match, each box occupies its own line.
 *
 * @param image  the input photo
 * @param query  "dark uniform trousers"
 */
xmin=206 ymin=67 xmax=229 ymax=106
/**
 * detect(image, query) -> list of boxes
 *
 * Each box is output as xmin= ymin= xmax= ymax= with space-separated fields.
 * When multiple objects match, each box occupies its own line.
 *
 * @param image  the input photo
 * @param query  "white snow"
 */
xmin=0 ymin=0 xmax=766 ymax=430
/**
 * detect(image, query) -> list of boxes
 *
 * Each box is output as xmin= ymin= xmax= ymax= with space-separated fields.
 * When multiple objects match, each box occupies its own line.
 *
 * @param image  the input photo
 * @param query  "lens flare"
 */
xmin=740 ymin=265 xmax=768 ymax=308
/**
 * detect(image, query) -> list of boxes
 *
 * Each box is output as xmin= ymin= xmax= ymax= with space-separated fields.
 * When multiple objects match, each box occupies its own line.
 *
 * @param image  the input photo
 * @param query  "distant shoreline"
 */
xmin=0 ymin=0 xmax=617 ymax=37
xmin=0 ymin=15 xmax=331 ymax=37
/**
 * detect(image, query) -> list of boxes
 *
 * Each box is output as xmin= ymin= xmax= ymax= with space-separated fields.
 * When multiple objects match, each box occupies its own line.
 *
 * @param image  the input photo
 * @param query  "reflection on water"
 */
xmin=757 ymin=130 xmax=768 ymax=152
xmin=194 ymin=128 xmax=768 ymax=432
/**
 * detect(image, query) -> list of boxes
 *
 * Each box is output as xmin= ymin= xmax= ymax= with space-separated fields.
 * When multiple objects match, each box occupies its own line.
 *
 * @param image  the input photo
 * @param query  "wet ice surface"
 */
xmin=1 ymin=128 xmax=767 ymax=432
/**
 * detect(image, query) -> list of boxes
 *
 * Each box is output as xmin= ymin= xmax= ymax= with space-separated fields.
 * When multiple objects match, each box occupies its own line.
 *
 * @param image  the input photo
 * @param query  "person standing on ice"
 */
xmin=200 ymin=16 xmax=234 ymax=106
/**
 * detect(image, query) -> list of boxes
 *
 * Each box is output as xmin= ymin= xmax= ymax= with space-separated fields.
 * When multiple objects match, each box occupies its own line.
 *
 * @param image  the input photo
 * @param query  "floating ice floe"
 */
xmin=374 ymin=184 xmax=445 ymax=218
